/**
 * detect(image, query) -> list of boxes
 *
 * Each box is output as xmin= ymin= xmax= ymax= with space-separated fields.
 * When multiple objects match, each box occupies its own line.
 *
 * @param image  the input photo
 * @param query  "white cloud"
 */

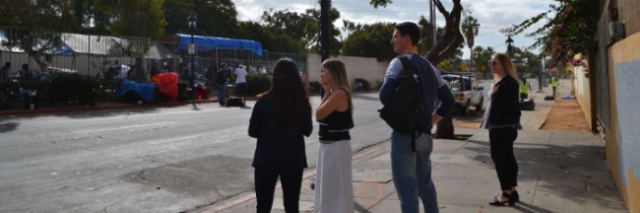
xmin=231 ymin=0 xmax=557 ymax=59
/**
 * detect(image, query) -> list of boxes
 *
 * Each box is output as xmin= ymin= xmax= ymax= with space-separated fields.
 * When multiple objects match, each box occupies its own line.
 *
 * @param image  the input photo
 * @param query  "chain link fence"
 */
xmin=1 ymin=27 xmax=307 ymax=86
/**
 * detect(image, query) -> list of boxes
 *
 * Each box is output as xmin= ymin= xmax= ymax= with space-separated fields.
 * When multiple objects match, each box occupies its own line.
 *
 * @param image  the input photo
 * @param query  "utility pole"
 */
xmin=320 ymin=0 xmax=329 ymax=98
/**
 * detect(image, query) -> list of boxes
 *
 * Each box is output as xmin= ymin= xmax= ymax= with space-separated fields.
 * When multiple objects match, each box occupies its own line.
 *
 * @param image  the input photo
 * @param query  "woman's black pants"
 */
xmin=254 ymin=167 xmax=303 ymax=213
xmin=489 ymin=127 xmax=519 ymax=190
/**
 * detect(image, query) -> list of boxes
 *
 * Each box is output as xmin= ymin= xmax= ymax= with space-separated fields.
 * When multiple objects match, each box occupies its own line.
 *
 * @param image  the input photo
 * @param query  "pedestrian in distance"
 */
xmin=1 ymin=62 xmax=11 ymax=82
xmin=551 ymin=74 xmax=558 ymax=98
xmin=479 ymin=52 xmax=522 ymax=206
xmin=248 ymin=58 xmax=313 ymax=213
xmin=314 ymin=58 xmax=355 ymax=213
xmin=234 ymin=65 xmax=248 ymax=104
xmin=519 ymin=77 xmax=532 ymax=102
xmin=379 ymin=22 xmax=456 ymax=213
xmin=216 ymin=63 xmax=230 ymax=105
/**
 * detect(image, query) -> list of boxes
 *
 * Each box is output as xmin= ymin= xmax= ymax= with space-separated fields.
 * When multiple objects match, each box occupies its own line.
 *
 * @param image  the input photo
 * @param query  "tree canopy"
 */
xmin=236 ymin=21 xmax=307 ymax=53
xmin=0 ymin=0 xmax=76 ymax=71
xmin=261 ymin=9 xmax=312 ymax=41
xmin=162 ymin=0 xmax=238 ymax=38
xmin=94 ymin=0 xmax=166 ymax=40
xmin=340 ymin=21 xmax=397 ymax=61
xmin=304 ymin=1 xmax=342 ymax=56
xmin=507 ymin=0 xmax=598 ymax=65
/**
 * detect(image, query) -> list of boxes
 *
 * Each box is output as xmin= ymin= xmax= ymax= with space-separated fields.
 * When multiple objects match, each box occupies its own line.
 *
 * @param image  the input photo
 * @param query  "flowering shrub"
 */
xmin=505 ymin=0 xmax=599 ymax=65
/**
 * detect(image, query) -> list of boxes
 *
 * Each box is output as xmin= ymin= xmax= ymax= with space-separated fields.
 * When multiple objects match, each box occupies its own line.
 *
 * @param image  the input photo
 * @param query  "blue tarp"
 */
xmin=175 ymin=34 xmax=262 ymax=56
xmin=116 ymin=79 xmax=156 ymax=102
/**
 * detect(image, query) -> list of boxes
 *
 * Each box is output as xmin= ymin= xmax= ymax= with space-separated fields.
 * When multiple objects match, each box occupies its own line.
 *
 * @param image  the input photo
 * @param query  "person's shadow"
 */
xmin=512 ymin=201 xmax=554 ymax=213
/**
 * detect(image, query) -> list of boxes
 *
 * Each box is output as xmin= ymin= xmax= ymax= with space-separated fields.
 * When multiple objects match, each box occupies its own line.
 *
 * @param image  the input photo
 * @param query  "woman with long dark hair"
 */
xmin=479 ymin=53 xmax=522 ymax=206
xmin=248 ymin=58 xmax=313 ymax=213
xmin=313 ymin=59 xmax=355 ymax=213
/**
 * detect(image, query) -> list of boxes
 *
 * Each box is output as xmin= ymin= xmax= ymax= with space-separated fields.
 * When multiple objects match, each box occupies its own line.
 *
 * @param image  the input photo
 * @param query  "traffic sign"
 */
xmin=481 ymin=65 xmax=486 ymax=71
xmin=461 ymin=63 xmax=468 ymax=71
xmin=188 ymin=44 xmax=195 ymax=55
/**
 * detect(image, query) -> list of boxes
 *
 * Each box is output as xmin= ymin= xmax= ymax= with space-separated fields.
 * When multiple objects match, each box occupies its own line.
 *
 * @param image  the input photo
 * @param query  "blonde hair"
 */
xmin=321 ymin=58 xmax=354 ymax=115
xmin=492 ymin=53 xmax=518 ymax=84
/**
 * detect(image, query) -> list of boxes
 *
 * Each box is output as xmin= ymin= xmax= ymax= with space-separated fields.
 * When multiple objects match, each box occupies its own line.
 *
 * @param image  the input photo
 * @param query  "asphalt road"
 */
xmin=0 ymin=78 xmax=540 ymax=213
xmin=0 ymin=92 xmax=390 ymax=213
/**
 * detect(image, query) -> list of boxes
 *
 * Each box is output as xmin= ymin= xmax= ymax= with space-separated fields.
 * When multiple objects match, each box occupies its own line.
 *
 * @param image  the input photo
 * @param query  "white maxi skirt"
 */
xmin=313 ymin=140 xmax=354 ymax=213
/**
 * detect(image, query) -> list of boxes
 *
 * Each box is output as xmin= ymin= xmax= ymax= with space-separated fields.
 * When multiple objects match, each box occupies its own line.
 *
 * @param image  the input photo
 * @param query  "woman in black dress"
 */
xmin=248 ymin=58 xmax=313 ymax=213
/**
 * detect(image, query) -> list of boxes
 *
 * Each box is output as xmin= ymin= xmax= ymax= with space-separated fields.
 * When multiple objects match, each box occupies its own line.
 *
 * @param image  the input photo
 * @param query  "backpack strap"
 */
xmin=398 ymin=56 xmax=417 ymax=72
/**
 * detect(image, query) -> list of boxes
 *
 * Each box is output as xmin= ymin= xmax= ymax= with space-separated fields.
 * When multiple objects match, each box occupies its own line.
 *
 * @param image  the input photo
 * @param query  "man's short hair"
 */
xmin=395 ymin=22 xmax=420 ymax=46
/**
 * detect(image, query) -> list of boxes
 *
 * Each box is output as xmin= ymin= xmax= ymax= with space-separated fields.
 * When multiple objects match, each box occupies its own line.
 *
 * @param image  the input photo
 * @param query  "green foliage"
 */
xmin=162 ymin=0 xmax=238 ymax=37
xmin=0 ymin=82 xmax=21 ymax=99
xmin=94 ymin=0 xmax=166 ymax=40
xmin=461 ymin=16 xmax=480 ymax=50
xmin=47 ymin=73 xmax=100 ymax=105
xmin=262 ymin=9 xmax=312 ymax=40
xmin=472 ymin=46 xmax=496 ymax=72
xmin=308 ymin=81 xmax=322 ymax=94
xmin=341 ymin=22 xmax=396 ymax=61
xmin=304 ymin=0 xmax=343 ymax=56
xmin=353 ymin=78 xmax=371 ymax=91
xmin=246 ymin=73 xmax=271 ymax=96
xmin=438 ymin=59 xmax=453 ymax=71
xmin=0 ymin=0 xmax=76 ymax=71
xmin=70 ymin=0 xmax=111 ymax=34
xmin=236 ymin=21 xmax=307 ymax=53
xmin=509 ymin=0 xmax=599 ymax=65
xmin=177 ymin=81 xmax=189 ymax=102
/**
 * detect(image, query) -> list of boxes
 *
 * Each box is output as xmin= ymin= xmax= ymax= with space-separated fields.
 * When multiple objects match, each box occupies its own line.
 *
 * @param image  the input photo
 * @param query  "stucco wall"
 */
xmin=306 ymin=54 xmax=389 ymax=88
xmin=606 ymin=31 xmax=640 ymax=213
xmin=572 ymin=65 xmax=592 ymax=129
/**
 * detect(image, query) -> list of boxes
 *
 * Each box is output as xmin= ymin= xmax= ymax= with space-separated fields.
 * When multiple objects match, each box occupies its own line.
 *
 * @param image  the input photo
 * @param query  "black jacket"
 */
xmin=248 ymin=92 xmax=313 ymax=170
xmin=489 ymin=75 xmax=521 ymax=125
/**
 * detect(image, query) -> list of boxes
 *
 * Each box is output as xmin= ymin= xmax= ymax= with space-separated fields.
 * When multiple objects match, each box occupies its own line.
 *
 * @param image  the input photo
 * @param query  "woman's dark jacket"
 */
xmin=489 ymin=75 xmax=521 ymax=125
xmin=248 ymin=92 xmax=313 ymax=170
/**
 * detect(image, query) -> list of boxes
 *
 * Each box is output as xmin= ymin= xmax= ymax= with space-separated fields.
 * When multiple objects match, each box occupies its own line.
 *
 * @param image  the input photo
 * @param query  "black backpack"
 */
xmin=379 ymin=56 xmax=423 ymax=151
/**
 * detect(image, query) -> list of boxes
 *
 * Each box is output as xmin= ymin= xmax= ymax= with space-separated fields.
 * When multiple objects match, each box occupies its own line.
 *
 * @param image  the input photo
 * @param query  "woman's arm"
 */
xmin=303 ymin=103 xmax=313 ymax=137
xmin=248 ymin=98 xmax=263 ymax=138
xmin=316 ymin=89 xmax=347 ymax=120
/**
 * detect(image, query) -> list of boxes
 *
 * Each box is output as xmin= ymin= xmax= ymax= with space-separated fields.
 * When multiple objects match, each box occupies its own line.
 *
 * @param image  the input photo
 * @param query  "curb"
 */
xmin=0 ymin=97 xmax=260 ymax=117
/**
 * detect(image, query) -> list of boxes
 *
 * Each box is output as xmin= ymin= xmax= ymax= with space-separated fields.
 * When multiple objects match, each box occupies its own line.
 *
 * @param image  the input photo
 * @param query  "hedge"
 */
xmin=246 ymin=73 xmax=271 ymax=96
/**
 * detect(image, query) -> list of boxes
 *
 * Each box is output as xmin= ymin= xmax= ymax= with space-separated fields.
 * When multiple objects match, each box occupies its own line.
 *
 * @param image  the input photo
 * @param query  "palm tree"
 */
xmin=461 ymin=16 xmax=480 ymax=67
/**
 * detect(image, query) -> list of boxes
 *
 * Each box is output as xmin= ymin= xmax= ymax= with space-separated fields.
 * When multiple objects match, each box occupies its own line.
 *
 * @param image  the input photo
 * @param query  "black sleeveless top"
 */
xmin=318 ymin=89 xmax=354 ymax=142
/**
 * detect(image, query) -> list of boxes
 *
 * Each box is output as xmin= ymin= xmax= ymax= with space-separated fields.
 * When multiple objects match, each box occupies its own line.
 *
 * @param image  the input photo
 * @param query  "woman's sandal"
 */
xmin=489 ymin=192 xmax=515 ymax=206
xmin=495 ymin=190 xmax=519 ymax=202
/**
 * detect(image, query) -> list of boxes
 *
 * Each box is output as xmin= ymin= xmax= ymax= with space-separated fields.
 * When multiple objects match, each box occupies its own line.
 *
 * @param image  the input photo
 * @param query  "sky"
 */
xmin=232 ymin=0 xmax=557 ymax=60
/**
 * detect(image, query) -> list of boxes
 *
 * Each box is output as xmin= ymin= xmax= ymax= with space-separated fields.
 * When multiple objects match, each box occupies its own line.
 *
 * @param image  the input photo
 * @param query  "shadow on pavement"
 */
xmin=0 ymin=122 xmax=19 ymax=133
xmin=513 ymin=201 xmax=554 ymax=213
xmin=463 ymin=136 xmax=623 ymax=211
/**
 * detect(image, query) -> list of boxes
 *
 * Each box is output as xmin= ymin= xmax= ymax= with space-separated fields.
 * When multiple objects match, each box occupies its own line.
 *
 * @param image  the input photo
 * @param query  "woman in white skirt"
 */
xmin=314 ymin=59 xmax=355 ymax=213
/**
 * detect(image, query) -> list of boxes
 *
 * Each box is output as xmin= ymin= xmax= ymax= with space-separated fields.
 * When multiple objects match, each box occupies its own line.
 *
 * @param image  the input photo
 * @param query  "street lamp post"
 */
xmin=506 ymin=35 xmax=514 ymax=60
xmin=188 ymin=13 xmax=197 ymax=100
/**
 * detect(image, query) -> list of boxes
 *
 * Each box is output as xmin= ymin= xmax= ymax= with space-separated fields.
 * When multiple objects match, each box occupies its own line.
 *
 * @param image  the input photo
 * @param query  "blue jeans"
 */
xmin=219 ymin=83 xmax=227 ymax=104
xmin=390 ymin=130 xmax=439 ymax=213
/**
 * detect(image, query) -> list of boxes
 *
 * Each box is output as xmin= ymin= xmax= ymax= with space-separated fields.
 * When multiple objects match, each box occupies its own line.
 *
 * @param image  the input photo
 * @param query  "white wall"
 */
xmin=306 ymin=54 xmax=389 ymax=88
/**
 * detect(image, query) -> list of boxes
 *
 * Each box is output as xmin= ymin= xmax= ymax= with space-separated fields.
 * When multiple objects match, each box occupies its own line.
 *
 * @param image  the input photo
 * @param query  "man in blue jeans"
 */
xmin=379 ymin=22 xmax=456 ymax=213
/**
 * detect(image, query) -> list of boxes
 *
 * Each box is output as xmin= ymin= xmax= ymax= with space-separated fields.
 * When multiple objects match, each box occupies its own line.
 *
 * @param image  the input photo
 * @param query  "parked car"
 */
xmin=442 ymin=75 xmax=485 ymax=115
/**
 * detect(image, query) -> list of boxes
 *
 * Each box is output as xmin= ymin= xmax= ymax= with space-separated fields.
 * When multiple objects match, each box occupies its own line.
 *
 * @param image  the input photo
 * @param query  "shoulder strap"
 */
xmin=398 ymin=56 xmax=416 ymax=71
xmin=338 ymin=88 xmax=351 ymax=110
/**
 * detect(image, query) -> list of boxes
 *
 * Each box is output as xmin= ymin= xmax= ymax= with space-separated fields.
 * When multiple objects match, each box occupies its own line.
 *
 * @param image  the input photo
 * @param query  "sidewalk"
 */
xmin=198 ymin=80 xmax=628 ymax=213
